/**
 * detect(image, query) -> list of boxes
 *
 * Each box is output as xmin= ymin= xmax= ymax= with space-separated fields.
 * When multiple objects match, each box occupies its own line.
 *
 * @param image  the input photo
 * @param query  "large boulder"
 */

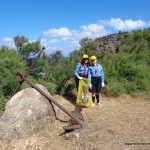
xmin=0 ymin=84 xmax=56 ymax=140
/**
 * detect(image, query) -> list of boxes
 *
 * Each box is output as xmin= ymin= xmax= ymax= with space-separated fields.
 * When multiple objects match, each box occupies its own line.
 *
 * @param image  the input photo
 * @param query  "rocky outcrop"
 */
xmin=0 ymin=84 xmax=56 ymax=140
xmin=96 ymin=32 xmax=125 ymax=52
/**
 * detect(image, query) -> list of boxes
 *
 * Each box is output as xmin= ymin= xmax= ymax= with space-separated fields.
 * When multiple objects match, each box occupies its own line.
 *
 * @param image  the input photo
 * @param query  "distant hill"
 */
xmin=96 ymin=31 xmax=124 ymax=53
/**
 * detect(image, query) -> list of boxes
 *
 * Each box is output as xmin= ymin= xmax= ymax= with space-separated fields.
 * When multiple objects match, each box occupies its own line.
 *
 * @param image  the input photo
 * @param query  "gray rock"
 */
xmin=64 ymin=132 xmax=80 ymax=140
xmin=0 ymin=84 xmax=56 ymax=140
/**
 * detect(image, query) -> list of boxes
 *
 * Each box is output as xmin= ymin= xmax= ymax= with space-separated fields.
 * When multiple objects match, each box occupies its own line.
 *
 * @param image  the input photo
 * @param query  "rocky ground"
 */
xmin=0 ymin=95 xmax=150 ymax=150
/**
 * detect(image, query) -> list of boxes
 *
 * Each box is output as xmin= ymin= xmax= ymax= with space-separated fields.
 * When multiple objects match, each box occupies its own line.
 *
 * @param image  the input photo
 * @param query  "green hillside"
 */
xmin=102 ymin=29 xmax=150 ymax=98
xmin=69 ymin=29 xmax=150 ymax=98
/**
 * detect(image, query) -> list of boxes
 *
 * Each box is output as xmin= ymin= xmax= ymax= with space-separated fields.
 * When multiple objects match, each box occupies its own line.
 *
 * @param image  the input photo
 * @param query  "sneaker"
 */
xmin=97 ymin=103 xmax=102 ymax=107
xmin=91 ymin=103 xmax=95 ymax=107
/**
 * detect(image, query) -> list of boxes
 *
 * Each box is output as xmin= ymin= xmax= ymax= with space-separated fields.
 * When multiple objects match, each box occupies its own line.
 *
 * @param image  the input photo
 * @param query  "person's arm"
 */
xmin=101 ymin=66 xmax=104 ymax=82
xmin=88 ymin=67 xmax=92 ymax=88
xmin=74 ymin=63 xmax=82 ymax=79
xmin=88 ymin=67 xmax=91 ymax=83
xmin=99 ymin=65 xmax=105 ymax=87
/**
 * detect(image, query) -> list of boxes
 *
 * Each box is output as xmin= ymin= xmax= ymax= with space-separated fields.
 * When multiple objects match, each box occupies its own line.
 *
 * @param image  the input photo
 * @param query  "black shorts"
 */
xmin=90 ymin=76 xmax=102 ymax=93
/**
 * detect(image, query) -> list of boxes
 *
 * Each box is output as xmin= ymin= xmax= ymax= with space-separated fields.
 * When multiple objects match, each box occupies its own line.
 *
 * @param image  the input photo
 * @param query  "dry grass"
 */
xmin=0 ymin=95 xmax=150 ymax=150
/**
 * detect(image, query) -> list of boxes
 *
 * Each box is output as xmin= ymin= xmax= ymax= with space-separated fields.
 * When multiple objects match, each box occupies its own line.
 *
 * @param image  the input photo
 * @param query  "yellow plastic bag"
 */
xmin=76 ymin=78 xmax=93 ymax=107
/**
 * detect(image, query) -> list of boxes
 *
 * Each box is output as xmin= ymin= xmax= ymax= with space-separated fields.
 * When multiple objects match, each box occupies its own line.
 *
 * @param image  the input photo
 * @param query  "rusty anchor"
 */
xmin=16 ymin=71 xmax=84 ymax=131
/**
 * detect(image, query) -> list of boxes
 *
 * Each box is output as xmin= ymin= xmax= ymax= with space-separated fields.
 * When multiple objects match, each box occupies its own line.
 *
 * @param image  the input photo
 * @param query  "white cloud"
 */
xmin=43 ymin=24 xmax=109 ymax=41
xmin=43 ymin=27 xmax=72 ymax=37
xmin=100 ymin=18 xmax=147 ymax=30
xmin=48 ymin=39 xmax=60 ymax=44
xmin=1 ymin=38 xmax=15 ymax=48
xmin=81 ymin=24 xmax=104 ymax=33
xmin=147 ymin=21 xmax=150 ymax=27
xmin=40 ymin=38 xmax=64 ymax=54
xmin=2 ymin=38 xmax=13 ymax=43
xmin=62 ymin=37 xmax=80 ymax=48
xmin=42 ymin=23 xmax=110 ymax=55
xmin=81 ymin=24 xmax=110 ymax=38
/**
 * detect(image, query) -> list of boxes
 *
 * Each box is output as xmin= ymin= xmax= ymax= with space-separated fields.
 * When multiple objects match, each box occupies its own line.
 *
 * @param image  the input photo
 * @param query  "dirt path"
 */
xmin=0 ymin=95 xmax=150 ymax=150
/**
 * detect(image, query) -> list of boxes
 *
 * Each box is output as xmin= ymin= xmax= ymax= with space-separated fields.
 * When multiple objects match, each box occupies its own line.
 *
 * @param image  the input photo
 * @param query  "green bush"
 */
xmin=37 ymin=79 xmax=57 ymax=95
xmin=0 ymin=47 xmax=26 ymax=97
xmin=102 ymin=30 xmax=150 ymax=97
xmin=106 ymin=80 xmax=126 ymax=97
xmin=0 ymin=47 xmax=26 ymax=113
xmin=0 ymin=92 xmax=7 ymax=115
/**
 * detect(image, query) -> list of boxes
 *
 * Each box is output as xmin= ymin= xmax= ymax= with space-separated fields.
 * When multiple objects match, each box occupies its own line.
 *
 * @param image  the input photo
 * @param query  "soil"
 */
xmin=0 ymin=95 xmax=150 ymax=150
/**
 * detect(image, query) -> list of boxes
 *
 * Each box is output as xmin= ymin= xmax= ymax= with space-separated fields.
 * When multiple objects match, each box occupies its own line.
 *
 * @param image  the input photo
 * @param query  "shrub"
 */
xmin=0 ymin=47 xmax=26 ymax=97
xmin=0 ymin=92 xmax=7 ymax=115
xmin=106 ymin=80 xmax=126 ymax=97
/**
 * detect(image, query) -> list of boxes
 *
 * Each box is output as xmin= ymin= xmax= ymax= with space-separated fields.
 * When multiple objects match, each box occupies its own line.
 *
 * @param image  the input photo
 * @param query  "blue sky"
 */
xmin=0 ymin=0 xmax=150 ymax=56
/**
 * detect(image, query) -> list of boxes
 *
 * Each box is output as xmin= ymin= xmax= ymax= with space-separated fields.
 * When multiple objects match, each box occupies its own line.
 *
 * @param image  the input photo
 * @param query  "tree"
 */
xmin=21 ymin=40 xmax=41 ymax=56
xmin=14 ymin=35 xmax=28 ymax=53
xmin=79 ymin=37 xmax=92 ymax=48
xmin=0 ymin=46 xmax=26 ymax=96
xmin=80 ymin=40 xmax=99 ymax=57
xmin=69 ymin=50 xmax=82 ymax=63
xmin=48 ymin=50 xmax=63 ymax=65
xmin=48 ymin=58 xmax=75 ymax=94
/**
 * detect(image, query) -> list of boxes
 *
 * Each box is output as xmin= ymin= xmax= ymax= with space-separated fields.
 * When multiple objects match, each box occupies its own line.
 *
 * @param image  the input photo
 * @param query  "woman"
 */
xmin=88 ymin=55 xmax=105 ymax=107
xmin=74 ymin=54 xmax=90 ymax=91
xmin=66 ymin=54 xmax=89 ymax=129
xmin=64 ymin=54 xmax=90 ymax=131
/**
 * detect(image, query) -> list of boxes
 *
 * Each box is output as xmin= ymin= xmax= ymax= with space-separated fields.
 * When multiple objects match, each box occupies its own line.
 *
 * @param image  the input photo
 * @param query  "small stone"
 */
xmin=64 ymin=132 xmax=80 ymax=140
